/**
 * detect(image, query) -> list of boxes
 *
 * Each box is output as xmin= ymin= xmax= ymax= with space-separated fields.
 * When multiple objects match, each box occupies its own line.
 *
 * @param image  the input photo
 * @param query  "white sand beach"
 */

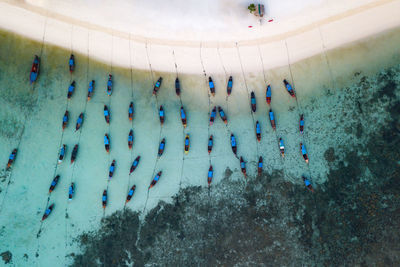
xmin=0 ymin=0 xmax=399 ymax=73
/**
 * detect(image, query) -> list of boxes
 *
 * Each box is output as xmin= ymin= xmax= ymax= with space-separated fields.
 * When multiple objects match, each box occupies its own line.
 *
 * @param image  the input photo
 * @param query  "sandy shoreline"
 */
xmin=0 ymin=0 xmax=399 ymax=73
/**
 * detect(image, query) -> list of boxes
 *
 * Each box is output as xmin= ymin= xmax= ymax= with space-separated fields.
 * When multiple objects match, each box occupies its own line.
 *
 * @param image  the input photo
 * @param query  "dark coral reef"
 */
xmin=72 ymin=67 xmax=400 ymax=267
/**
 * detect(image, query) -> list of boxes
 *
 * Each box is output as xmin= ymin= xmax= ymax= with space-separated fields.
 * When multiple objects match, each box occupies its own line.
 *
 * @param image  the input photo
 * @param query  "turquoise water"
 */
xmin=0 ymin=27 xmax=399 ymax=266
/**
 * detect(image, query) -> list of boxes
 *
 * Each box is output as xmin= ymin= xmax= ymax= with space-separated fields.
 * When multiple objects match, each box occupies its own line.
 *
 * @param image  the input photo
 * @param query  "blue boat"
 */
xmin=69 ymin=54 xmax=75 ymax=73
xmin=102 ymin=190 xmax=107 ymax=209
xmin=208 ymin=135 xmax=213 ymax=154
xmin=158 ymin=138 xmax=166 ymax=157
xmin=255 ymin=121 xmax=261 ymax=141
xmin=209 ymin=106 xmax=216 ymax=125
xmin=250 ymin=91 xmax=256 ymax=112
xmin=126 ymin=185 xmax=136 ymax=203
xmin=207 ymin=165 xmax=213 ymax=187
xmin=266 ymin=84 xmax=272 ymax=104
xmin=227 ymin=76 xmax=233 ymax=95
xmin=299 ymin=114 xmax=305 ymax=134
xmin=258 ymin=156 xmax=263 ymax=175
xmin=87 ymin=80 xmax=95 ymax=100
xmin=269 ymin=109 xmax=276 ymax=130
xmin=30 ymin=55 xmax=40 ymax=84
xmin=107 ymin=74 xmax=113 ymax=96
xmin=153 ymin=77 xmax=162 ymax=95
xmin=283 ymin=79 xmax=296 ymax=98
xmin=68 ymin=183 xmax=75 ymax=201
xmin=149 ymin=171 xmax=162 ymax=188
xmin=209 ymin=77 xmax=215 ymax=96
xmin=231 ymin=134 xmax=237 ymax=155
xmin=180 ymin=106 xmax=187 ymax=128
xmin=175 ymin=77 xmax=180 ymax=96
xmin=67 ymin=81 xmax=76 ymax=99
xmin=130 ymin=156 xmax=141 ymax=174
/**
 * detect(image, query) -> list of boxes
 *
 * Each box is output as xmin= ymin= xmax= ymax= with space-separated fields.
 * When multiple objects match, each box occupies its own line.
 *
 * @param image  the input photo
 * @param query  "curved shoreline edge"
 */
xmin=0 ymin=0 xmax=399 ymax=73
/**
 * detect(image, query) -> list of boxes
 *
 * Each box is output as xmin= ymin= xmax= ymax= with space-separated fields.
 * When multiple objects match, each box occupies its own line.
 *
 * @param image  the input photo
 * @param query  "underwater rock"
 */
xmin=0 ymin=251 xmax=12 ymax=264
xmin=324 ymin=147 xmax=336 ymax=162
xmin=71 ymin=64 xmax=400 ymax=266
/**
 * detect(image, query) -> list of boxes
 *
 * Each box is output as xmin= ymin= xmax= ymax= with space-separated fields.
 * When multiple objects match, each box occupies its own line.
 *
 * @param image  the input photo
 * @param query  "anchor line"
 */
xmin=103 ymin=32 xmax=114 ymax=218
xmin=256 ymin=41 xmax=284 ymax=173
xmin=64 ymin=28 xmax=91 ymax=260
xmin=0 ymin=16 xmax=49 ymax=218
xmin=284 ymin=41 xmax=319 ymax=246
xmin=142 ymin=42 xmax=162 ymax=216
xmin=35 ymin=16 xmax=64 ymax=261
xmin=284 ymin=40 xmax=313 ymax=178
xmin=172 ymin=49 xmax=186 ymax=193
xmin=235 ymin=43 xmax=260 ymax=159
xmin=199 ymin=42 xmax=213 ymax=267
xmin=124 ymin=33 xmax=136 ymax=209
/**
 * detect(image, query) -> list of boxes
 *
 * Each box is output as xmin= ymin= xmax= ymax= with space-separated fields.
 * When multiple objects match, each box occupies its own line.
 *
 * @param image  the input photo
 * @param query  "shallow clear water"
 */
xmin=0 ymin=27 xmax=399 ymax=266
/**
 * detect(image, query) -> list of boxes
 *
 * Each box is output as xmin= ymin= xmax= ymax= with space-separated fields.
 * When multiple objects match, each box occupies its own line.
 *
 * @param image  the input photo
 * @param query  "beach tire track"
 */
xmin=318 ymin=27 xmax=336 ymax=91
xmin=217 ymin=46 xmax=231 ymax=104
xmin=257 ymin=44 xmax=268 ymax=85
xmin=217 ymin=46 xmax=228 ymax=82
xmin=172 ymin=49 xmax=179 ymax=79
